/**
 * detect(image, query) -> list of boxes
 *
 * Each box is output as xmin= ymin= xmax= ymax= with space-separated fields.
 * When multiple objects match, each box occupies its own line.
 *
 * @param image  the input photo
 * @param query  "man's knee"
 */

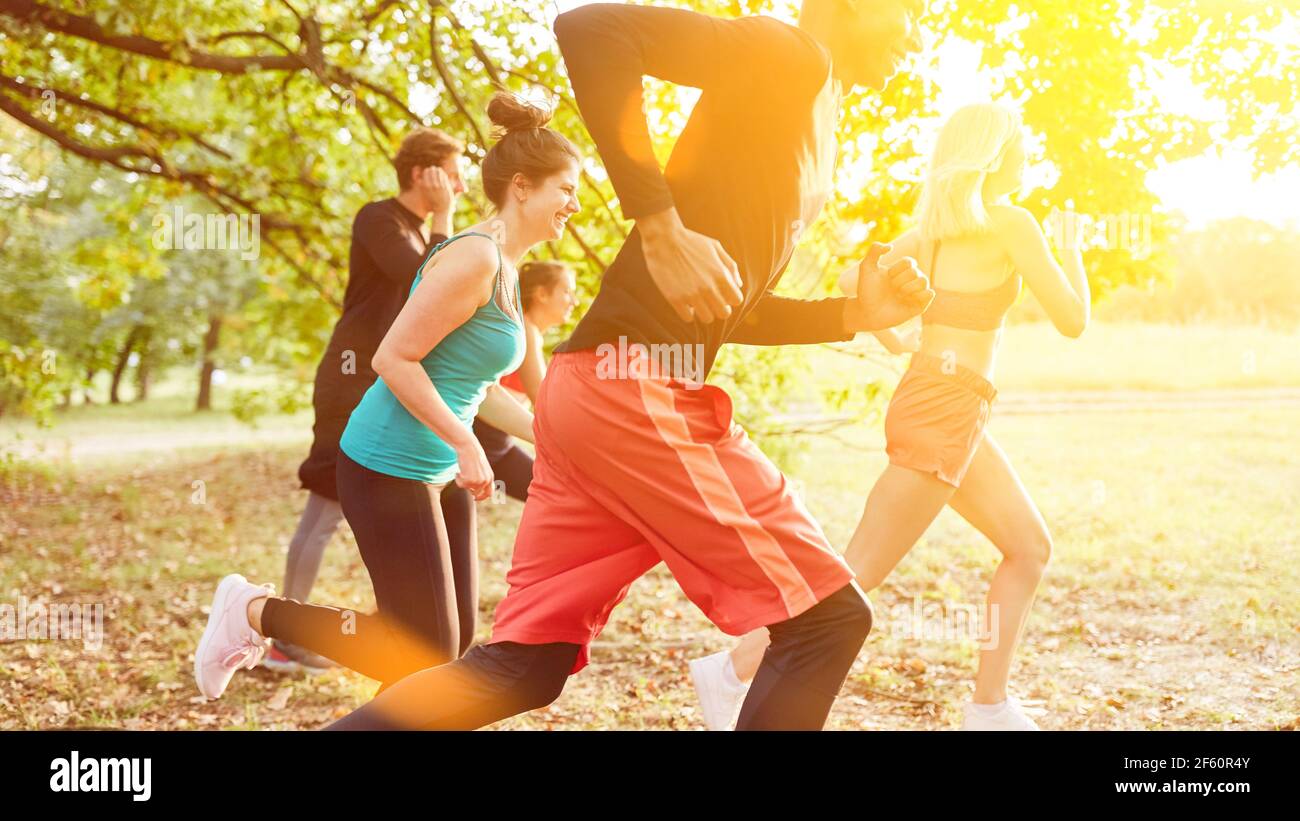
xmin=468 ymin=641 xmax=577 ymax=713
xmin=517 ymin=667 xmax=568 ymax=712
xmin=848 ymin=584 xmax=874 ymax=633
xmin=773 ymin=583 xmax=873 ymax=645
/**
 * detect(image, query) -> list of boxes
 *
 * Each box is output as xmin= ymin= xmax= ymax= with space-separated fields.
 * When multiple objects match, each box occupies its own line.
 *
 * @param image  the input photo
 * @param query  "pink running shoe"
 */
xmin=194 ymin=574 xmax=274 ymax=700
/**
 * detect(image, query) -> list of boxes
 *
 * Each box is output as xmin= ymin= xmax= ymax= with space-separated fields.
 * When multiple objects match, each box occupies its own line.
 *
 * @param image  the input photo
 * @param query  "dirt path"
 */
xmin=6 ymin=426 xmax=310 ymax=465
xmin=9 ymin=387 xmax=1298 ymax=465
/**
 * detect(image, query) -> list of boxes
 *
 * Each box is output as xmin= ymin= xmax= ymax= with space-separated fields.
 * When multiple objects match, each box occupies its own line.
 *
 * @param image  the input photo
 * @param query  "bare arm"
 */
xmin=870 ymin=325 xmax=921 ymax=355
xmin=992 ymin=205 xmax=1089 ymax=338
xmin=725 ymin=234 xmax=931 ymax=345
xmin=477 ymin=384 xmax=535 ymax=444
xmin=371 ymin=236 xmax=499 ymax=498
xmin=515 ymin=320 xmax=546 ymax=404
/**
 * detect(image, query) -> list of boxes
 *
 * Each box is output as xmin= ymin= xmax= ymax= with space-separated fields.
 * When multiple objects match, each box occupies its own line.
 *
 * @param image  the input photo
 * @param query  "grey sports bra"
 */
xmin=920 ymin=238 xmax=1020 ymax=332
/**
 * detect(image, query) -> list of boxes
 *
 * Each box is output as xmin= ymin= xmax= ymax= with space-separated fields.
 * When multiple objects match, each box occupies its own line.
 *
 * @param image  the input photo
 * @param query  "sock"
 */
xmin=969 ymin=699 xmax=1007 ymax=716
xmin=722 ymin=655 xmax=747 ymax=691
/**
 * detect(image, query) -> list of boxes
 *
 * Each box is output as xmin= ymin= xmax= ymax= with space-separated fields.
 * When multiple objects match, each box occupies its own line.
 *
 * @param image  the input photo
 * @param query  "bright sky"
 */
xmin=919 ymin=34 xmax=1300 ymax=229
xmin=541 ymin=0 xmax=1298 ymax=229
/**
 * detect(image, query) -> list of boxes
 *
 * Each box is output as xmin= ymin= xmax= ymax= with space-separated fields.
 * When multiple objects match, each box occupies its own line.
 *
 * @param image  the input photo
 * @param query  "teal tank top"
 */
xmin=339 ymin=232 xmax=526 ymax=484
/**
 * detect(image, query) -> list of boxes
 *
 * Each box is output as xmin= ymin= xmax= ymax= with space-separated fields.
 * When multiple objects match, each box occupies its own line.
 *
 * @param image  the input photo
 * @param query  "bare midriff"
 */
xmin=917 ymin=322 xmax=1003 ymax=381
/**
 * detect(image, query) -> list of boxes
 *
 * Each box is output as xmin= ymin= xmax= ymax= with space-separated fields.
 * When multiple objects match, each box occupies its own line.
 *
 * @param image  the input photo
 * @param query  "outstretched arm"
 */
xmin=727 ymin=294 xmax=855 ymax=345
xmin=837 ymin=229 xmax=924 ymax=353
xmin=729 ymin=241 xmax=932 ymax=346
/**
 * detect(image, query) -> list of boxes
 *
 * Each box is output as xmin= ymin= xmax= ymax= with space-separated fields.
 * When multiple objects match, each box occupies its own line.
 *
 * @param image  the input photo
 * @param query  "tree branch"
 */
xmin=0 ymin=73 xmax=234 ymax=162
xmin=0 ymin=89 xmax=338 ymax=306
xmin=0 ymin=0 xmax=306 ymax=73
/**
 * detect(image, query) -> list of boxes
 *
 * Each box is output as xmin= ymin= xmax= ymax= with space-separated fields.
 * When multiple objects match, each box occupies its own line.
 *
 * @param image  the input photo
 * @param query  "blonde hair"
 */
xmin=915 ymin=103 xmax=1024 ymax=240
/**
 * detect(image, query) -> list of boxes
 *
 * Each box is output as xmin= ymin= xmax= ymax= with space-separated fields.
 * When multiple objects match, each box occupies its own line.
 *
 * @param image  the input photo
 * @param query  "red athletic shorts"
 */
xmin=885 ymin=352 xmax=997 ymax=487
xmin=489 ymin=348 xmax=855 ymax=673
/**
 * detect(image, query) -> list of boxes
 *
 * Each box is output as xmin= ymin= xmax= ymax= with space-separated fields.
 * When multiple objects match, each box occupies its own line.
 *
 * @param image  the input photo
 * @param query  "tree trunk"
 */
xmin=196 ymin=314 xmax=222 ymax=411
xmin=109 ymin=325 xmax=141 ymax=405
xmin=82 ymin=364 xmax=97 ymax=405
xmin=135 ymin=329 xmax=153 ymax=402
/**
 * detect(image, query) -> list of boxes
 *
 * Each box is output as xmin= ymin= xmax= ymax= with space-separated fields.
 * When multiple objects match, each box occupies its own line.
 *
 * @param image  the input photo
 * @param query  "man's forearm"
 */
xmin=635 ymin=206 xmax=681 ymax=240
xmin=728 ymin=295 xmax=855 ymax=345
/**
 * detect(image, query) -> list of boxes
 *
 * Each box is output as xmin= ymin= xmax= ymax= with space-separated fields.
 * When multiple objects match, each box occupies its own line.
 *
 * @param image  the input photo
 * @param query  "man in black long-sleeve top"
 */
xmin=327 ymin=0 xmax=935 ymax=730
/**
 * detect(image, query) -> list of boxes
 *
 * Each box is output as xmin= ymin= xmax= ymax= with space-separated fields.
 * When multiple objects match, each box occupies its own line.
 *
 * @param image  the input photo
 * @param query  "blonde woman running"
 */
xmin=690 ymin=102 xmax=1091 ymax=730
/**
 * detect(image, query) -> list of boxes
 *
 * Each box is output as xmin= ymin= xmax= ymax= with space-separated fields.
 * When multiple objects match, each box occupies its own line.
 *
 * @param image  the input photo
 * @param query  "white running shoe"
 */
xmin=194 ymin=574 xmax=274 ymax=700
xmin=689 ymin=650 xmax=750 ymax=731
xmin=960 ymin=696 xmax=1042 ymax=731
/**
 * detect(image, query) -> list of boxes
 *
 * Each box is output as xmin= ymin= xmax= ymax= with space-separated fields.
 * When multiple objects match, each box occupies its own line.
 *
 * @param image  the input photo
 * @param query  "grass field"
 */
xmin=1 ymin=321 xmax=1297 ymax=730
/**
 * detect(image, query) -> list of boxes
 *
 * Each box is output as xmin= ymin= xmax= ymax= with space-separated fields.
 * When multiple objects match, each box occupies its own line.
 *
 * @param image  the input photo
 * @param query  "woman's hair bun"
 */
xmin=487 ymin=92 xmax=553 ymax=137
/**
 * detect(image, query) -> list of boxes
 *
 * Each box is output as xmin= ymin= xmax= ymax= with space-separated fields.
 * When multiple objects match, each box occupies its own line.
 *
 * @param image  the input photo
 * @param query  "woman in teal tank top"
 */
xmin=194 ymin=93 xmax=586 ymax=698
xmin=338 ymin=230 xmax=528 ymax=485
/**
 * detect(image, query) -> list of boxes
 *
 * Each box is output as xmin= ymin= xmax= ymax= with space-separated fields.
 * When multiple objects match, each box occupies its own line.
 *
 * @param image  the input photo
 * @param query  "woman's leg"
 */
xmin=725 ymin=463 xmax=955 ymax=686
xmin=270 ymin=492 xmax=346 ymax=666
xmin=729 ymin=628 xmax=770 ymax=681
xmin=474 ymin=418 xmax=534 ymax=503
xmin=439 ymin=484 xmax=479 ymax=657
xmin=843 ymin=463 xmax=957 ymax=589
xmin=254 ymin=455 xmax=461 ymax=685
xmin=945 ymin=433 xmax=1052 ymax=704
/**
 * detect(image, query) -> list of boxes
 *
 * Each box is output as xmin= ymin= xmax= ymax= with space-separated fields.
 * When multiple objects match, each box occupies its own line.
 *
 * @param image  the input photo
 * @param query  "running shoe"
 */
xmin=960 ymin=695 xmax=1042 ymax=730
xmin=194 ymin=574 xmax=273 ymax=700
xmin=260 ymin=645 xmax=302 ymax=674
xmin=689 ymin=650 xmax=750 ymax=731
xmin=263 ymin=640 xmax=335 ymax=674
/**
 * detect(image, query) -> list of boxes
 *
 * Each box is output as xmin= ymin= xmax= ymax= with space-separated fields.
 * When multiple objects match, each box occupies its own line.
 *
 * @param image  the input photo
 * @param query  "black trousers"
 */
xmin=264 ymin=452 xmax=474 ymax=686
xmin=325 ymin=582 xmax=874 ymax=730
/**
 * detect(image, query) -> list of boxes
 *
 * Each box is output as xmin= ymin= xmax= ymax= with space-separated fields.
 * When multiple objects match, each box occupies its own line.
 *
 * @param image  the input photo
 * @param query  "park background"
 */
xmin=0 ymin=0 xmax=1296 ymax=729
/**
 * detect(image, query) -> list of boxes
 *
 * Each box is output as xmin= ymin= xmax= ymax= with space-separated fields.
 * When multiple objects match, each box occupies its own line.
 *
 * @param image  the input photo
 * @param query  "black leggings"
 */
xmin=270 ymin=432 xmax=533 ymax=671
xmin=433 ymin=439 xmax=531 ymax=653
xmin=471 ymin=418 xmax=533 ymax=503
xmin=326 ymin=582 xmax=873 ymax=730
xmin=263 ymin=453 xmax=476 ymax=686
